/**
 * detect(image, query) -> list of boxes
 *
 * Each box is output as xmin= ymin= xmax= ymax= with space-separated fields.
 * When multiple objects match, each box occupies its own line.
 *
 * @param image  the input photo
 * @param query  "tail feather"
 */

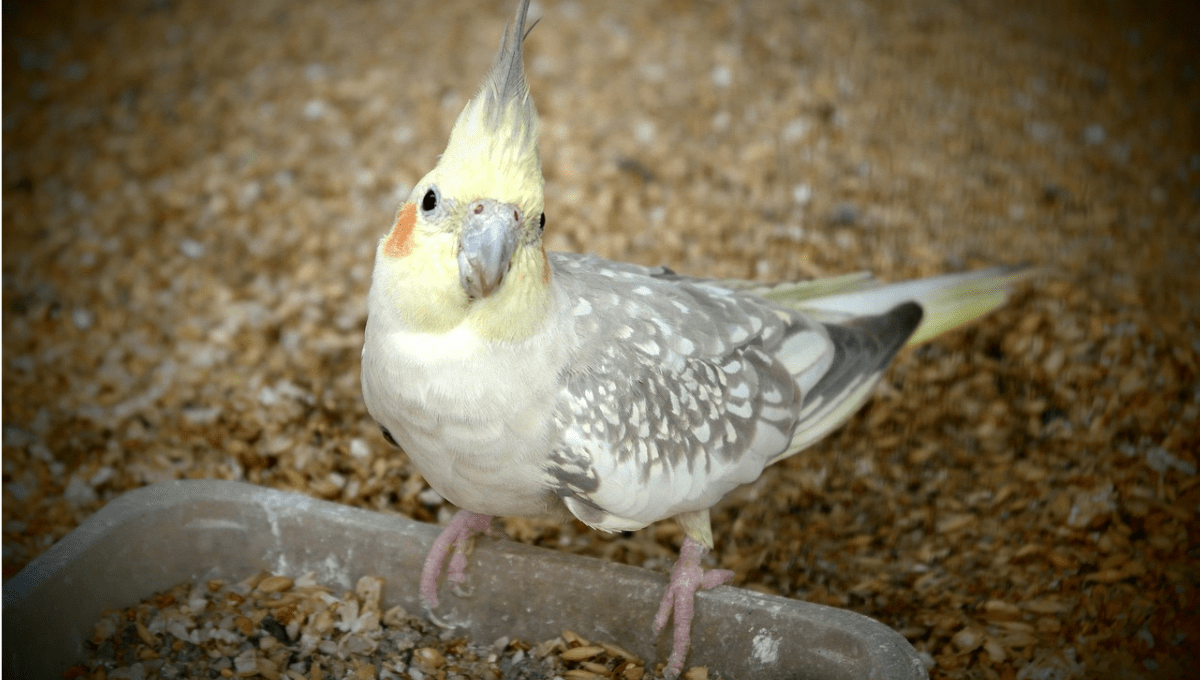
xmin=722 ymin=271 xmax=877 ymax=302
xmin=756 ymin=265 xmax=1033 ymax=347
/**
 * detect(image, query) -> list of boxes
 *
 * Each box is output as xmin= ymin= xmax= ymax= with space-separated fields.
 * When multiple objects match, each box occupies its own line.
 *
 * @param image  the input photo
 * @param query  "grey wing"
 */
xmin=542 ymin=254 xmax=817 ymax=530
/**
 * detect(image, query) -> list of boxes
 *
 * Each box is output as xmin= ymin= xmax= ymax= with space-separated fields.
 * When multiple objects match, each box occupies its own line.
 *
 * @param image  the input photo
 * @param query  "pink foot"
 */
xmin=420 ymin=510 xmax=494 ymax=610
xmin=653 ymin=536 xmax=734 ymax=679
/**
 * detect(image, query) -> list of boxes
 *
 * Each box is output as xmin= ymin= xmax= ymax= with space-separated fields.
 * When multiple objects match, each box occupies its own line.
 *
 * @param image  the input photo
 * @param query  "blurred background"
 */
xmin=4 ymin=1 xmax=1198 ymax=677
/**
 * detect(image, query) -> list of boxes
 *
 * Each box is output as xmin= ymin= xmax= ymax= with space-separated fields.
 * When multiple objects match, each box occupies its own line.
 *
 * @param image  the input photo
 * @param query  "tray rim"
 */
xmin=4 ymin=479 xmax=929 ymax=680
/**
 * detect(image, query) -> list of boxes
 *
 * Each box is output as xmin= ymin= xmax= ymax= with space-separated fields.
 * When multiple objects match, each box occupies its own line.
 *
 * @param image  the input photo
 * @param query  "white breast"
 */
xmin=361 ymin=302 xmax=572 ymax=517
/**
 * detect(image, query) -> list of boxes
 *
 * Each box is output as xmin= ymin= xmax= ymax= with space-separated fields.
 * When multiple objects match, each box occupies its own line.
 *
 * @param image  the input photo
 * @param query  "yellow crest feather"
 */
xmin=437 ymin=0 xmax=542 ymax=213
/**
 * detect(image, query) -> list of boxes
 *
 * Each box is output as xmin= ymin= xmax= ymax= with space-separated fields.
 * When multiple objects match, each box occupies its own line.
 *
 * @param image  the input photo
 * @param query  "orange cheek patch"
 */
xmin=384 ymin=202 xmax=417 ymax=258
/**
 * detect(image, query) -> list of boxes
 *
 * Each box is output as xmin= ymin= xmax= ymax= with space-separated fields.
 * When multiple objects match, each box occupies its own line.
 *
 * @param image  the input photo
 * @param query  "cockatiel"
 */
xmin=361 ymin=1 xmax=1028 ymax=677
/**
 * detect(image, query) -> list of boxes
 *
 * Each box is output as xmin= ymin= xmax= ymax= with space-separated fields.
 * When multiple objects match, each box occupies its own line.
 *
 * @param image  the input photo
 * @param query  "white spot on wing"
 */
xmin=572 ymin=298 xmax=593 ymax=316
xmin=599 ymin=402 xmax=619 ymax=425
xmin=729 ymin=381 xmax=750 ymax=399
xmin=652 ymin=317 xmax=673 ymax=337
xmin=727 ymin=400 xmax=753 ymax=419
xmin=636 ymin=340 xmax=661 ymax=356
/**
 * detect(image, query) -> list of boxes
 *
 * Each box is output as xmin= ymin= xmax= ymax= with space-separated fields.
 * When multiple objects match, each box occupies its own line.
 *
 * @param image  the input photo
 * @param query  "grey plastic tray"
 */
xmin=3 ymin=480 xmax=928 ymax=679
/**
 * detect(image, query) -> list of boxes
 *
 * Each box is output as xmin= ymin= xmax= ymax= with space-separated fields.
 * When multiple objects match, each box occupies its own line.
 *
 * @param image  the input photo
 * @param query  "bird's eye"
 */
xmin=421 ymin=188 xmax=438 ymax=212
xmin=539 ymin=212 xmax=546 ymax=232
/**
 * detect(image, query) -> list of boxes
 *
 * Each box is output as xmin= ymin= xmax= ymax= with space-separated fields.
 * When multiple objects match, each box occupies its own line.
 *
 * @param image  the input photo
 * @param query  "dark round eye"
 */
xmin=538 ymin=212 xmax=546 ymax=232
xmin=421 ymin=188 xmax=437 ymax=212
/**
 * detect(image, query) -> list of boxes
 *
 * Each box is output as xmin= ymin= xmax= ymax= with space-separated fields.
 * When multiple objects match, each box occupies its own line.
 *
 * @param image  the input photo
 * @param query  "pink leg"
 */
xmin=420 ymin=510 xmax=494 ymax=610
xmin=652 ymin=536 xmax=734 ymax=679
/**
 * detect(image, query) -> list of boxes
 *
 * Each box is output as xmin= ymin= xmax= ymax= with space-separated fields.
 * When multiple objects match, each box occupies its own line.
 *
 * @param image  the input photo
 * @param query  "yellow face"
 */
xmin=373 ymin=153 xmax=552 ymax=342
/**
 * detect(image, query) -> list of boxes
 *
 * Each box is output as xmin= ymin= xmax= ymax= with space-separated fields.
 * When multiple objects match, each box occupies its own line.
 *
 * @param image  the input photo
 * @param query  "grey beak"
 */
xmin=458 ymin=199 xmax=522 ymax=300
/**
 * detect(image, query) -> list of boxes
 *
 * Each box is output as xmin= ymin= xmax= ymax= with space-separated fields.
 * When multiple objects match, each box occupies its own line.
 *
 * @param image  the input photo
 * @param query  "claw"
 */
xmin=420 ymin=510 xmax=495 ymax=611
xmin=653 ymin=536 xmax=734 ymax=679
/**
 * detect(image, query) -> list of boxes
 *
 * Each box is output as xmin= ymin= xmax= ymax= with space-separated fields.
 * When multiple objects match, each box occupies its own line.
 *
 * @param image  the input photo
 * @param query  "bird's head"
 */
xmin=371 ymin=0 xmax=550 ymax=342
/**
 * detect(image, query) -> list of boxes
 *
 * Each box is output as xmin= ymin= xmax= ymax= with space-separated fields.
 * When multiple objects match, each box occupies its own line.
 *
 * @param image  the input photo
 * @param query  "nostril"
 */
xmin=474 ymin=203 xmax=484 ymax=214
